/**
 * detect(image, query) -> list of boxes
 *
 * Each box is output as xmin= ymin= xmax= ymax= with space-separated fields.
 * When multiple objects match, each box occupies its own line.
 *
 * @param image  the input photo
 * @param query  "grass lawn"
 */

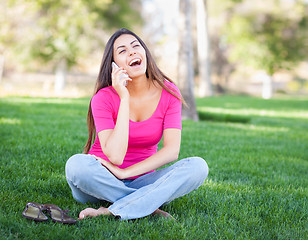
xmin=0 ymin=95 xmax=307 ymax=239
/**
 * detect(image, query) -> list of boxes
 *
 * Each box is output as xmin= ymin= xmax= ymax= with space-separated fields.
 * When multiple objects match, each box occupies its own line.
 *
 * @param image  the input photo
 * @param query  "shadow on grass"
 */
xmin=198 ymin=111 xmax=251 ymax=123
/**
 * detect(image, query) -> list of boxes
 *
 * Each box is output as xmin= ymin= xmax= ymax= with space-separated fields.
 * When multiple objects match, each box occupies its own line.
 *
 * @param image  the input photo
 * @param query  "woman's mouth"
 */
xmin=128 ymin=58 xmax=142 ymax=67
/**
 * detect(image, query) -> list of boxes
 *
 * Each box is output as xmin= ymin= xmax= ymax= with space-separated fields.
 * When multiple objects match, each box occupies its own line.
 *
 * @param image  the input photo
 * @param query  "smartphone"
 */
xmin=112 ymin=62 xmax=128 ymax=86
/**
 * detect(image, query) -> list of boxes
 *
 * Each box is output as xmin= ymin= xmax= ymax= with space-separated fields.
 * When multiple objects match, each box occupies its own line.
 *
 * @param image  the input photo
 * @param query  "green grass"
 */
xmin=0 ymin=95 xmax=307 ymax=240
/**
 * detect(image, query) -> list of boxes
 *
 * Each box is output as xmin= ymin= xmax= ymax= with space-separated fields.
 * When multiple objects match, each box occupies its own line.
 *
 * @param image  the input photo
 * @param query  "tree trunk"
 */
xmin=196 ymin=0 xmax=213 ymax=97
xmin=54 ymin=58 xmax=67 ymax=94
xmin=262 ymin=73 xmax=273 ymax=99
xmin=178 ymin=0 xmax=199 ymax=121
xmin=0 ymin=54 xmax=4 ymax=84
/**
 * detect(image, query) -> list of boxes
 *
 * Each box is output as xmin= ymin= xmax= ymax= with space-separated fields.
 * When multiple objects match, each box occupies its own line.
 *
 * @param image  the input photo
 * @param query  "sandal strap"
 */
xmin=44 ymin=204 xmax=75 ymax=222
xmin=24 ymin=202 xmax=46 ymax=219
xmin=28 ymin=202 xmax=47 ymax=210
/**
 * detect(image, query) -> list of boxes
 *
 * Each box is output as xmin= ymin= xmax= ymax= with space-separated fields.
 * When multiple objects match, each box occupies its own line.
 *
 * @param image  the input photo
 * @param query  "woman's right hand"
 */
xmin=111 ymin=65 xmax=131 ymax=99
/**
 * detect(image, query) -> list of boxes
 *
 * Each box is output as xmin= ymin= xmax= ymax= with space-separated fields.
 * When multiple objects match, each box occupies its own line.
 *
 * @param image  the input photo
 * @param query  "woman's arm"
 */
xmin=97 ymin=97 xmax=129 ymax=165
xmin=97 ymin=66 xmax=131 ymax=166
xmin=93 ymin=128 xmax=181 ymax=179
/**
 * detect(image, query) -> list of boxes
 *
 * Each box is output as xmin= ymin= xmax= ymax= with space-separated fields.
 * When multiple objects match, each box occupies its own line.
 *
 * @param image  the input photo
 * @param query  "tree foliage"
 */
xmin=3 ymin=0 xmax=142 ymax=70
xmin=224 ymin=0 xmax=308 ymax=75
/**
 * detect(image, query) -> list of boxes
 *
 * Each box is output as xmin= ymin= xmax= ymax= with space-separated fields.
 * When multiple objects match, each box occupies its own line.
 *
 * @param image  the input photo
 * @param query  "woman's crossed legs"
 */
xmin=65 ymin=154 xmax=209 ymax=220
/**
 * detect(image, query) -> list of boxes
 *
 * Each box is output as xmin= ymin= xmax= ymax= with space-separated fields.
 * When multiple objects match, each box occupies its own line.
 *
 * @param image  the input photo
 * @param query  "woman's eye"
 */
xmin=133 ymin=44 xmax=140 ymax=48
xmin=119 ymin=49 xmax=126 ymax=54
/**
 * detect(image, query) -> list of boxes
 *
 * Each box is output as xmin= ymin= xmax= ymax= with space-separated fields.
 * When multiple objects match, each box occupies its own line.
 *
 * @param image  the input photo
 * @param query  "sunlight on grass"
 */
xmin=197 ymin=107 xmax=308 ymax=119
xmin=226 ymin=123 xmax=289 ymax=132
xmin=204 ymin=179 xmax=249 ymax=192
xmin=0 ymin=117 xmax=21 ymax=125
xmin=3 ymin=97 xmax=89 ymax=104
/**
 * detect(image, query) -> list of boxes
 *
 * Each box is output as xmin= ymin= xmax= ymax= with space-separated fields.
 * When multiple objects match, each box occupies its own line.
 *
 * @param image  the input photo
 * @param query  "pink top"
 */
xmin=88 ymin=81 xmax=182 ymax=179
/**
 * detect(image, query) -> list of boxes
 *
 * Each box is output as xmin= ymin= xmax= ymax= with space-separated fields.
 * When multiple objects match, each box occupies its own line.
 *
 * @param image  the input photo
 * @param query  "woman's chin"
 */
xmin=129 ymin=71 xmax=146 ymax=79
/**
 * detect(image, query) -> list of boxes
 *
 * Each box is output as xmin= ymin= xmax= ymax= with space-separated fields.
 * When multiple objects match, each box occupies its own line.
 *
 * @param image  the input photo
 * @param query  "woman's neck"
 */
xmin=127 ymin=74 xmax=152 ymax=98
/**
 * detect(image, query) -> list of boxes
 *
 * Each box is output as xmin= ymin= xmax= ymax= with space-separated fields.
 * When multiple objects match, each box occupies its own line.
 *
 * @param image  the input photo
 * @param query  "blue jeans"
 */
xmin=65 ymin=154 xmax=209 ymax=220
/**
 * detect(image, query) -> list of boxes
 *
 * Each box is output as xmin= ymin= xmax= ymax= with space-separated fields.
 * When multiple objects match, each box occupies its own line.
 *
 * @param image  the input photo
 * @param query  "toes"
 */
xmin=78 ymin=212 xmax=85 ymax=219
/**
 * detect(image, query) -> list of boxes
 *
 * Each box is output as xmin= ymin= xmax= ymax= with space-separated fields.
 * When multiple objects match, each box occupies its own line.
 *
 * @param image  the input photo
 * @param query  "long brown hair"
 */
xmin=84 ymin=28 xmax=183 ymax=153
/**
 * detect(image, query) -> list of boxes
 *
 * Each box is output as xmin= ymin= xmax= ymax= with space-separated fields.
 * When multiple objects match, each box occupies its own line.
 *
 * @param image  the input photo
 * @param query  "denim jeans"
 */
xmin=65 ymin=154 xmax=209 ymax=220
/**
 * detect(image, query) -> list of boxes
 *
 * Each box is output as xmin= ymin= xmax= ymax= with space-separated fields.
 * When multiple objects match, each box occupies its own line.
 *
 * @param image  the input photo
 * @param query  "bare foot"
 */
xmin=78 ymin=207 xmax=111 ymax=220
xmin=152 ymin=209 xmax=175 ymax=220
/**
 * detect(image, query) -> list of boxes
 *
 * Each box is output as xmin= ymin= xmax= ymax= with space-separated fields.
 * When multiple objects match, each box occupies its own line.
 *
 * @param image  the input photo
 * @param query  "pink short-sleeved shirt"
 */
xmin=88 ymin=81 xmax=182 ymax=179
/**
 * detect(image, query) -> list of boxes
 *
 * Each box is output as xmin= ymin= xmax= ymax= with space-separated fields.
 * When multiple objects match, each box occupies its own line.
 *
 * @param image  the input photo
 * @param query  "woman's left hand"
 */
xmin=90 ymin=155 xmax=128 ymax=179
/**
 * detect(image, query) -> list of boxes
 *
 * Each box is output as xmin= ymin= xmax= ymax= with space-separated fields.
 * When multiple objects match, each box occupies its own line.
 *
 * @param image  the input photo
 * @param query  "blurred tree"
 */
xmin=207 ymin=0 xmax=242 ymax=93
xmin=0 ymin=0 xmax=16 ymax=83
xmin=178 ymin=0 xmax=199 ymax=121
xmin=224 ymin=0 xmax=308 ymax=98
xmin=195 ymin=0 xmax=213 ymax=97
xmin=5 ymin=0 xmax=141 ymax=93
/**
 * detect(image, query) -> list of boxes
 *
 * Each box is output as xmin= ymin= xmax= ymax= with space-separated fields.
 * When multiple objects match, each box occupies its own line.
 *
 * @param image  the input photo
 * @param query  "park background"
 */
xmin=1 ymin=0 xmax=308 ymax=102
xmin=0 ymin=0 xmax=307 ymax=239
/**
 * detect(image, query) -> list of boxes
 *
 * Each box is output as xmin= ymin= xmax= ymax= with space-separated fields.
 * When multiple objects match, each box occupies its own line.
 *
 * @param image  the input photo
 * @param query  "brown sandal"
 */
xmin=22 ymin=202 xmax=48 ymax=222
xmin=44 ymin=204 xmax=77 ymax=224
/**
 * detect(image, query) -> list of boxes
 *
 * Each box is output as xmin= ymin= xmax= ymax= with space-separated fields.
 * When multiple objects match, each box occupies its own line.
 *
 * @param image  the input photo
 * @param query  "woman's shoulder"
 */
xmin=96 ymin=86 xmax=116 ymax=95
xmin=164 ymin=80 xmax=178 ymax=90
xmin=94 ymin=86 xmax=118 ymax=97
xmin=163 ymin=80 xmax=181 ymax=99
xmin=92 ymin=87 xmax=119 ymax=104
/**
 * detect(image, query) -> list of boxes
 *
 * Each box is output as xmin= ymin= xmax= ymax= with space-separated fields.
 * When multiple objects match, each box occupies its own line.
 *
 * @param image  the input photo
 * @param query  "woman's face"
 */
xmin=113 ymin=34 xmax=147 ymax=79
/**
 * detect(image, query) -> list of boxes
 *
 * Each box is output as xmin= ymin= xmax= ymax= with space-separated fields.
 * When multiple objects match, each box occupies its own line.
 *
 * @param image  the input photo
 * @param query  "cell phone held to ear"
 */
xmin=112 ymin=62 xmax=128 ymax=87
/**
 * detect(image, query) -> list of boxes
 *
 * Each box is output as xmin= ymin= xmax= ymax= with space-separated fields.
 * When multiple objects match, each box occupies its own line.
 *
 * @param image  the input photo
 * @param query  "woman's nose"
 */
xmin=128 ymin=48 xmax=136 ymax=56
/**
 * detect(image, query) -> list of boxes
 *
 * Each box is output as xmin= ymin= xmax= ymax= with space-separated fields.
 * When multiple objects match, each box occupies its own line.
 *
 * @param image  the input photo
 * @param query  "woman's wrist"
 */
xmin=120 ymin=95 xmax=129 ymax=101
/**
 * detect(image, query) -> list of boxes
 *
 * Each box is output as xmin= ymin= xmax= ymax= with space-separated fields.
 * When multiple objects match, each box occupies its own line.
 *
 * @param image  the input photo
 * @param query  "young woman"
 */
xmin=65 ymin=28 xmax=209 ymax=220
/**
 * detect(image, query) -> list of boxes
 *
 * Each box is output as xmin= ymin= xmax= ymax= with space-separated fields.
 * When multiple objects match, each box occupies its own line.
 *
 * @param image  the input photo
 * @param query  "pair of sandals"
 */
xmin=22 ymin=202 xmax=77 ymax=224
